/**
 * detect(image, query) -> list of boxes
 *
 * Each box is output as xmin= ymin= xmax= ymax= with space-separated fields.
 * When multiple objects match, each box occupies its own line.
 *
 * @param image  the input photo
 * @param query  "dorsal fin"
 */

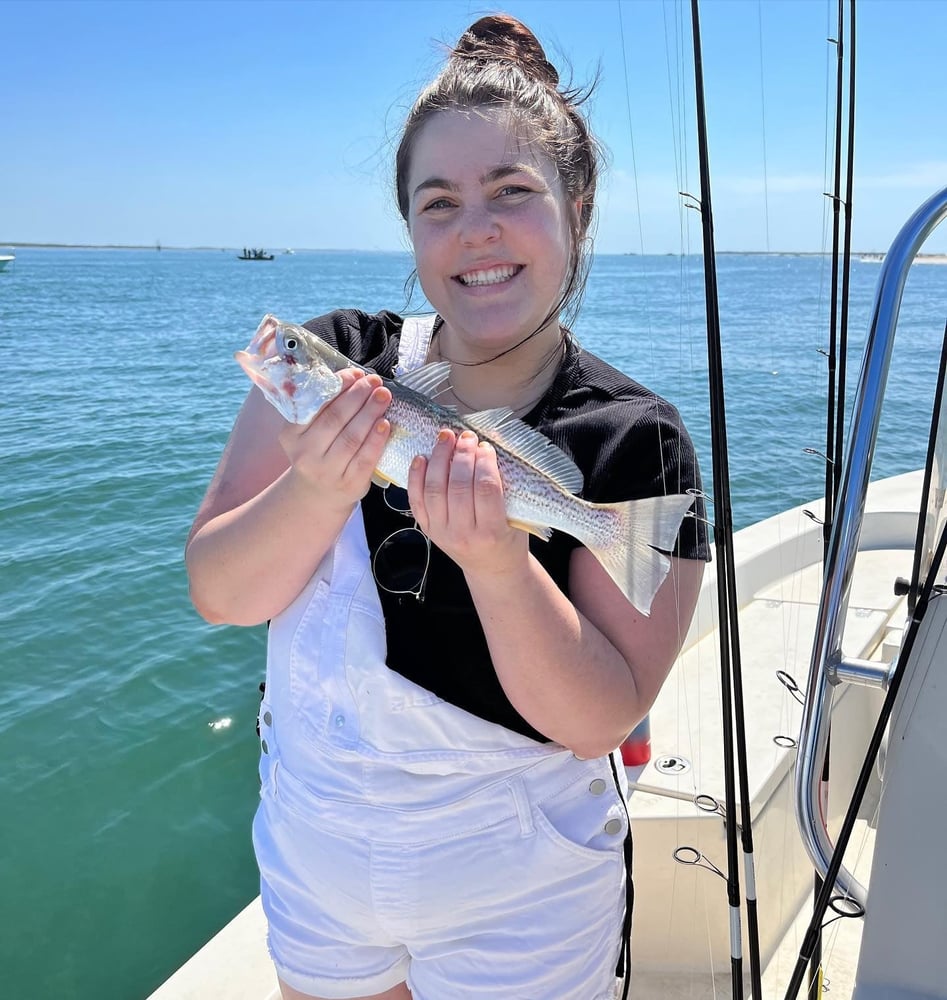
xmin=397 ymin=361 xmax=452 ymax=398
xmin=465 ymin=408 xmax=584 ymax=494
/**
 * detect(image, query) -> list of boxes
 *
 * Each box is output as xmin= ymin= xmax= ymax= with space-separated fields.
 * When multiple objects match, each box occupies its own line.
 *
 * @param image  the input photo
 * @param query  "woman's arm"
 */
xmin=185 ymin=370 xmax=392 ymax=626
xmin=409 ymin=429 xmax=703 ymax=758
xmin=469 ymin=546 xmax=702 ymax=759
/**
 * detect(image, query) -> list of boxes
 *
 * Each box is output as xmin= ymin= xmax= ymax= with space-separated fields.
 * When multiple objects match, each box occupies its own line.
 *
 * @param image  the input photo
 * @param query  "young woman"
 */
xmin=187 ymin=14 xmax=709 ymax=1000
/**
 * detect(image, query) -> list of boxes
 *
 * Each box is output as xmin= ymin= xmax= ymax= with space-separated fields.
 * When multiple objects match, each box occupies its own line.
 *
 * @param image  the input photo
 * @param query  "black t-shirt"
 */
xmin=304 ymin=309 xmax=711 ymax=742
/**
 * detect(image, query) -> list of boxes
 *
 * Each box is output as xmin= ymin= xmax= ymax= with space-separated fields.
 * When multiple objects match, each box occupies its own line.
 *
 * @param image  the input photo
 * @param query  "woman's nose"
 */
xmin=459 ymin=204 xmax=500 ymax=246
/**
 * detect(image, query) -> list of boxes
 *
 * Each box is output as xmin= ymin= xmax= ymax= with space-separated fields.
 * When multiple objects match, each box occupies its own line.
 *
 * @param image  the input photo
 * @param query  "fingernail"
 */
xmin=411 ymin=455 xmax=424 ymax=469
xmin=437 ymin=429 xmax=452 ymax=442
xmin=460 ymin=430 xmax=477 ymax=442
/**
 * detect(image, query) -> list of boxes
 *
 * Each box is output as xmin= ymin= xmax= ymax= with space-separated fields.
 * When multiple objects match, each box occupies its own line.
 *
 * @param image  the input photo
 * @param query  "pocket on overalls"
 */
xmin=532 ymin=767 xmax=627 ymax=867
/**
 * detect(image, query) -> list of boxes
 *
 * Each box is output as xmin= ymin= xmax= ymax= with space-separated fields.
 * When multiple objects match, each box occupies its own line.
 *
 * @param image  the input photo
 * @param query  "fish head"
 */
xmin=235 ymin=314 xmax=345 ymax=424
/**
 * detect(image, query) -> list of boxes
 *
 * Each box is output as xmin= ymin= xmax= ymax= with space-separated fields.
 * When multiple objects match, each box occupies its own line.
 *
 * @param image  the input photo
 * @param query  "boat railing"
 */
xmin=795 ymin=185 xmax=947 ymax=906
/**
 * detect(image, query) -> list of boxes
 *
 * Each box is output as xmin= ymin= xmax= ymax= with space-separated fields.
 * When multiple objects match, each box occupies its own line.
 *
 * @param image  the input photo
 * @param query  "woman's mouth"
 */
xmin=454 ymin=264 xmax=523 ymax=287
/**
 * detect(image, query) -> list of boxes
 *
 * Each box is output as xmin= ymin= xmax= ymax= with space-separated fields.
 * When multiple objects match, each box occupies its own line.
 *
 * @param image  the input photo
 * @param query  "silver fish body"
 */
xmin=236 ymin=314 xmax=695 ymax=614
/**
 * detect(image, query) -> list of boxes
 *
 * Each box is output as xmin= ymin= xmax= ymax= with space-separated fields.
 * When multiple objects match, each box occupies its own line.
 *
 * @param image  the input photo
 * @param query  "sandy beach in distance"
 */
xmin=859 ymin=252 xmax=947 ymax=264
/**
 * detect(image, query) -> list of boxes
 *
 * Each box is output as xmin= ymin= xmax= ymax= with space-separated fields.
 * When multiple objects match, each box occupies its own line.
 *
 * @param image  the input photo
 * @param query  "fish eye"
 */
xmin=284 ymin=337 xmax=298 ymax=350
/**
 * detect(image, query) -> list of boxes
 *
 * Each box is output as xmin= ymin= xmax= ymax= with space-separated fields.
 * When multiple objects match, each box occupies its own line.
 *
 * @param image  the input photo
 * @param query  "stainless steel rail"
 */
xmin=794 ymin=185 xmax=947 ymax=907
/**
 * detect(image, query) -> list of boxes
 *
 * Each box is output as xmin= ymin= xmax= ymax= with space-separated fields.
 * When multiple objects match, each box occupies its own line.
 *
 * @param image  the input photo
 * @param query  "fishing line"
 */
xmin=616 ymin=1 xmax=666 ymax=412
xmin=811 ymin=3 xmax=856 ymax=993
xmin=750 ymin=0 xmax=810 ymax=775
xmin=662 ymin=0 xmax=689 ymax=235
xmin=617 ymin=3 xmax=647 ymax=261
xmin=689 ymin=1 xmax=763 ymax=995
xmin=612 ymin=9 xmax=708 ymax=995
xmin=755 ymin=0 xmax=771 ymax=254
xmin=615 ymin=0 xmax=696 ymax=569
xmin=613 ymin=9 xmax=721 ymax=996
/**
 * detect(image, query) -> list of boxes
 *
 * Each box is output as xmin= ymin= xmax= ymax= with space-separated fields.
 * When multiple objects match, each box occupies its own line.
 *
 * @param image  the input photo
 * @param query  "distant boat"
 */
xmin=283 ymin=248 xmax=295 ymax=255
xmin=0 ymin=250 xmax=15 ymax=272
xmin=238 ymin=249 xmax=274 ymax=261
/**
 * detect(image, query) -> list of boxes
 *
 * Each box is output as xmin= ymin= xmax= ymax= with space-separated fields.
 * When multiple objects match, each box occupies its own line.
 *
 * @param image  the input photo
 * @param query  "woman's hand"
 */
xmin=407 ymin=428 xmax=528 ymax=580
xmin=279 ymin=368 xmax=392 ymax=508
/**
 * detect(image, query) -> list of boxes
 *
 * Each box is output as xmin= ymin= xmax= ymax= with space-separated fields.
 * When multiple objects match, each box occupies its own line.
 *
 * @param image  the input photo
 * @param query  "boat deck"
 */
xmin=626 ymin=473 xmax=918 ymax=998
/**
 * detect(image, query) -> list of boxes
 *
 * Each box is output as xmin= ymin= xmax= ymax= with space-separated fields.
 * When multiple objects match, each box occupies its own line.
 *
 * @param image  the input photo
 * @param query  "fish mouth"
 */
xmin=453 ymin=264 xmax=523 ymax=288
xmin=241 ymin=314 xmax=280 ymax=361
xmin=234 ymin=315 xmax=282 ymax=384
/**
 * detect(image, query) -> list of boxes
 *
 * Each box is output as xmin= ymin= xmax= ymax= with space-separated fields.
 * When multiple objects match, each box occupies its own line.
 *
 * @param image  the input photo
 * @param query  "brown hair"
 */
xmin=395 ymin=14 xmax=601 ymax=329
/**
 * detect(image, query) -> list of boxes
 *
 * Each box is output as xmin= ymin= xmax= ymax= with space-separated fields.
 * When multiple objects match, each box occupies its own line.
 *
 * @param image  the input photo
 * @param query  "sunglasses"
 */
xmin=371 ymin=486 xmax=431 ymax=601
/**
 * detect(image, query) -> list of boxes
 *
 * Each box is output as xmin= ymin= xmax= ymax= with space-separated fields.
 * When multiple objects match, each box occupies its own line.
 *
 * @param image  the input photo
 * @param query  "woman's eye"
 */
xmin=498 ymin=185 xmax=530 ymax=197
xmin=423 ymin=197 xmax=454 ymax=211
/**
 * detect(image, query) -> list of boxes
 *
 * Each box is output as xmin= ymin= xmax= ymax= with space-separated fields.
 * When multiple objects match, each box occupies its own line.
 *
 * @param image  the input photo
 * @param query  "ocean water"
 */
xmin=1 ymin=247 xmax=944 ymax=999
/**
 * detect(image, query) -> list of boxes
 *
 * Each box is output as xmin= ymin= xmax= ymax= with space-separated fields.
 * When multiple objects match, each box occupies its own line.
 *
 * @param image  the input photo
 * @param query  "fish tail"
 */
xmin=585 ymin=494 xmax=695 ymax=616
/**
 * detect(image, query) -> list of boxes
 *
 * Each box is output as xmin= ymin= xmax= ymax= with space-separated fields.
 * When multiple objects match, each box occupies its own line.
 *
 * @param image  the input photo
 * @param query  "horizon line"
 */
xmin=1 ymin=240 xmax=913 ymax=257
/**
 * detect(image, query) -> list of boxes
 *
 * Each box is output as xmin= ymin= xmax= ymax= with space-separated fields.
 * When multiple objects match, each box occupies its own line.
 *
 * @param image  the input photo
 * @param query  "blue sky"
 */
xmin=5 ymin=0 xmax=946 ymax=254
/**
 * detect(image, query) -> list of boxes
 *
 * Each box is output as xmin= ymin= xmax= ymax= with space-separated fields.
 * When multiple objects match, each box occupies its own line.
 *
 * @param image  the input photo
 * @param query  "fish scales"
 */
xmin=377 ymin=392 xmax=604 ymax=542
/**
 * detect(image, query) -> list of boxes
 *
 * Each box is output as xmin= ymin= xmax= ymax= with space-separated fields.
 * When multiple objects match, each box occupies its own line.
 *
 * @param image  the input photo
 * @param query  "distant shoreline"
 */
xmin=2 ymin=241 xmax=946 ymax=262
xmin=0 ymin=242 xmax=292 ymax=252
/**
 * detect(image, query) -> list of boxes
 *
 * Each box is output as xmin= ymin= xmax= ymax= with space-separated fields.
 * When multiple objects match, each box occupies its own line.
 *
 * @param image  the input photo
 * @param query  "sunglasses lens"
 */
xmin=372 ymin=526 xmax=429 ymax=596
xmin=383 ymin=485 xmax=412 ymax=515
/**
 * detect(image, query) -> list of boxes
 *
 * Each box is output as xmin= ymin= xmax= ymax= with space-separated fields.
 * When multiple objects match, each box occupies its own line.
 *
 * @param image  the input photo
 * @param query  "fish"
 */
xmin=235 ymin=313 xmax=695 ymax=615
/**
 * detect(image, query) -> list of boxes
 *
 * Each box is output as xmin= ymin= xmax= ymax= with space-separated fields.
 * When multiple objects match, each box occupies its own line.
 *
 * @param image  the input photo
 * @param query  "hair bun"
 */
xmin=454 ymin=15 xmax=559 ymax=88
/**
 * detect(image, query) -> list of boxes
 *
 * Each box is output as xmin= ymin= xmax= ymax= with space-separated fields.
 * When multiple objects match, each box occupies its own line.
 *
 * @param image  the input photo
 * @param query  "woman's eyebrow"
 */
xmin=481 ymin=163 xmax=538 ymax=184
xmin=413 ymin=177 xmax=458 ymax=199
xmin=412 ymin=163 xmax=539 ymax=200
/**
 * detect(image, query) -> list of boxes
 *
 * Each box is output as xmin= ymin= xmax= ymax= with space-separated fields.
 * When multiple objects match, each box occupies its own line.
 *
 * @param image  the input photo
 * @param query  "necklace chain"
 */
xmin=431 ymin=329 xmax=565 ymax=418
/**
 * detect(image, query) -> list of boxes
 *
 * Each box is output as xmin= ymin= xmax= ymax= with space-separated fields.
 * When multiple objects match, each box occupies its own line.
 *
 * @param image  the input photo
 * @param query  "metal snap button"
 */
xmin=262 ymin=711 xmax=272 ymax=727
xmin=261 ymin=739 xmax=269 ymax=754
xmin=334 ymin=714 xmax=346 ymax=728
xmin=589 ymin=778 xmax=607 ymax=795
xmin=604 ymin=818 xmax=624 ymax=836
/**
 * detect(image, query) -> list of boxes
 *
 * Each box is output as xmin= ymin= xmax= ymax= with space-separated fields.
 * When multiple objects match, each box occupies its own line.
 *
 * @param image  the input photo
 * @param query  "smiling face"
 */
xmin=405 ymin=108 xmax=577 ymax=359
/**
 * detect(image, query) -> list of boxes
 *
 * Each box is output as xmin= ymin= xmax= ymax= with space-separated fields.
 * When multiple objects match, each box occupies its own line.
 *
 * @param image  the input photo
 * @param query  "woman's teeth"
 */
xmin=456 ymin=265 xmax=520 ymax=287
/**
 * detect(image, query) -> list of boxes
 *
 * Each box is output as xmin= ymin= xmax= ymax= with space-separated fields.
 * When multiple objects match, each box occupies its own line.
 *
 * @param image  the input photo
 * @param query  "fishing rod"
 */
xmin=688 ymin=2 xmax=762 ymax=996
xmin=835 ymin=0 xmax=856 ymax=495
xmin=821 ymin=0 xmax=858 ymax=554
xmin=822 ymin=0 xmax=845 ymax=547
xmin=810 ymin=3 xmax=856 ymax=994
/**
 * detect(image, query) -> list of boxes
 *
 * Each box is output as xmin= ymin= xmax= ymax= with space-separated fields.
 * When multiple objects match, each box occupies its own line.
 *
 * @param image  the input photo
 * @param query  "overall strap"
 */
xmin=609 ymin=750 xmax=634 ymax=1000
xmin=394 ymin=313 xmax=438 ymax=377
